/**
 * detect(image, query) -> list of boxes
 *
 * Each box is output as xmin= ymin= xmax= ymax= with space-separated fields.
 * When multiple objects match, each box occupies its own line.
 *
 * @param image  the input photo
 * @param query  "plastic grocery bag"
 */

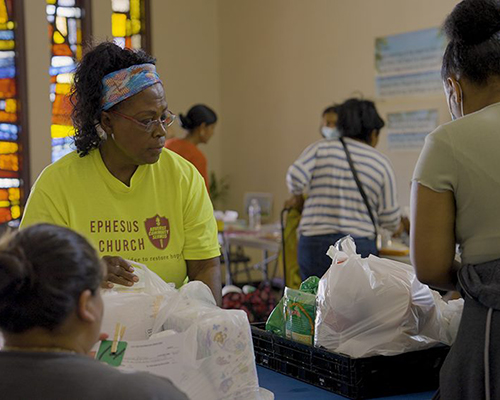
xmin=151 ymin=281 xmax=262 ymax=400
xmin=299 ymin=276 xmax=320 ymax=294
xmin=265 ymin=297 xmax=285 ymax=336
xmin=432 ymin=291 xmax=464 ymax=345
xmin=101 ymin=264 xmax=265 ymax=400
xmin=265 ymin=276 xmax=320 ymax=339
xmin=314 ymin=236 xmax=443 ymax=357
xmin=101 ymin=261 xmax=177 ymax=340
xmin=284 ymin=287 xmax=316 ymax=345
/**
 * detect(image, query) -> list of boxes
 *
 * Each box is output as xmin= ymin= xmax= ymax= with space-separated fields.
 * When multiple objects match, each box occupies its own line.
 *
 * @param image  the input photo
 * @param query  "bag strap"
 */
xmin=339 ymin=137 xmax=378 ymax=236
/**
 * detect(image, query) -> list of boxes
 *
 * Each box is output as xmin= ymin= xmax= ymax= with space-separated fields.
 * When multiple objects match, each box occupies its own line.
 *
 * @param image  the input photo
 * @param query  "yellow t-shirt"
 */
xmin=20 ymin=148 xmax=220 ymax=288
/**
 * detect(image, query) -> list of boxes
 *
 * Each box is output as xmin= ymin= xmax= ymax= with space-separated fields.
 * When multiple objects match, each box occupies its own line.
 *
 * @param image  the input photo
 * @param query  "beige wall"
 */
xmin=25 ymin=0 xmax=222 ymax=183
xmin=217 ymin=0 xmax=459 ymax=218
xmin=25 ymin=0 xmax=52 ymax=182
xmin=152 ymin=0 xmax=222 ymax=177
xmin=25 ymin=0 xmax=459 ymax=218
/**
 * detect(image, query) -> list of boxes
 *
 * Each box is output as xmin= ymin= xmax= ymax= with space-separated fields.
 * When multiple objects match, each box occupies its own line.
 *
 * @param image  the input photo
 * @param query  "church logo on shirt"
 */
xmin=144 ymin=215 xmax=170 ymax=250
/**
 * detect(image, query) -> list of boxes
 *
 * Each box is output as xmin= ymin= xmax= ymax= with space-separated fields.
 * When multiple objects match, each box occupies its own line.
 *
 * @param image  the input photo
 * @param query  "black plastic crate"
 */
xmin=273 ymin=334 xmax=312 ymax=367
xmin=251 ymin=326 xmax=274 ymax=355
xmin=252 ymin=323 xmax=449 ymax=399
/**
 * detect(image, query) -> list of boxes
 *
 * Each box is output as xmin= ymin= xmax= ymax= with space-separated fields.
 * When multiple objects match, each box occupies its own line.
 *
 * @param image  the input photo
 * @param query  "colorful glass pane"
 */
xmin=46 ymin=0 xmax=87 ymax=162
xmin=0 ymin=0 xmax=26 ymax=223
xmin=111 ymin=0 xmax=149 ymax=51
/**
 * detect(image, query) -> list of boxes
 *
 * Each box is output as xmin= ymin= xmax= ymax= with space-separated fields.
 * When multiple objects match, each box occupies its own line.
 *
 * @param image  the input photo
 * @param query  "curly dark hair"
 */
xmin=442 ymin=0 xmax=500 ymax=85
xmin=70 ymin=42 xmax=156 ymax=157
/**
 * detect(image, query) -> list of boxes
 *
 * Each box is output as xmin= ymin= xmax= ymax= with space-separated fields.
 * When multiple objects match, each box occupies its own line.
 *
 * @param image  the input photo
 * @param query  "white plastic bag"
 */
xmin=100 ymin=263 xmax=264 ymax=399
xmin=152 ymin=281 xmax=261 ymax=399
xmin=101 ymin=261 xmax=176 ymax=340
xmin=432 ymin=291 xmax=464 ymax=345
xmin=314 ymin=236 xmax=442 ymax=357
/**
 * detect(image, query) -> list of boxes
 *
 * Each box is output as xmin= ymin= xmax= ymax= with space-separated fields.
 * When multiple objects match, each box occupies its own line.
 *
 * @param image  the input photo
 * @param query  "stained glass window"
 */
xmin=46 ymin=0 xmax=90 ymax=162
xmin=111 ymin=0 xmax=150 ymax=52
xmin=0 ymin=0 xmax=28 ymax=223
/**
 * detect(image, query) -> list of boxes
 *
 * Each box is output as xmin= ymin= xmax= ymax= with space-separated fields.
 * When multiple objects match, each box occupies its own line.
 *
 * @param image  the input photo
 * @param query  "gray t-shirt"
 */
xmin=413 ymin=102 xmax=500 ymax=265
xmin=0 ymin=351 xmax=189 ymax=400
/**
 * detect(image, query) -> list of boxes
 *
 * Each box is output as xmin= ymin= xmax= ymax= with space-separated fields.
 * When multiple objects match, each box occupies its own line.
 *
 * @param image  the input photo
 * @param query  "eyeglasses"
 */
xmin=109 ymin=109 xmax=176 ymax=134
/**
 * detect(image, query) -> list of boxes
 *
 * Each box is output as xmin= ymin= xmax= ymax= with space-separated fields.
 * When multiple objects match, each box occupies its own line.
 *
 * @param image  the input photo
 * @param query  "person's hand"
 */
xmin=393 ymin=216 xmax=410 ymax=237
xmin=284 ymin=194 xmax=305 ymax=211
xmin=101 ymin=255 xmax=139 ymax=288
xmin=98 ymin=333 xmax=109 ymax=342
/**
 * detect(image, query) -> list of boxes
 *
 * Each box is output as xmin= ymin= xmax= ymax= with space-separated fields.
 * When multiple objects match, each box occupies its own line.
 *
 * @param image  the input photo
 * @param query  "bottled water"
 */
xmin=248 ymin=198 xmax=261 ymax=230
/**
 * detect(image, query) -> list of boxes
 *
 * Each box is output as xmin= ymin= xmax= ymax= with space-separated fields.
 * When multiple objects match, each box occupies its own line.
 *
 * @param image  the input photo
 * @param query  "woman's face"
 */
xmin=201 ymin=123 xmax=216 ymax=144
xmin=102 ymin=83 xmax=169 ymax=166
xmin=322 ymin=112 xmax=338 ymax=128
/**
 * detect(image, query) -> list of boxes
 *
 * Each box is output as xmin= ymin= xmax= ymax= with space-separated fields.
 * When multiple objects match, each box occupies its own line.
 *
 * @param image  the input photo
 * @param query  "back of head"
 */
xmin=442 ymin=0 xmax=500 ymax=84
xmin=336 ymin=99 xmax=384 ymax=143
xmin=179 ymin=104 xmax=218 ymax=132
xmin=0 ymin=224 xmax=102 ymax=334
xmin=71 ymin=42 xmax=157 ymax=156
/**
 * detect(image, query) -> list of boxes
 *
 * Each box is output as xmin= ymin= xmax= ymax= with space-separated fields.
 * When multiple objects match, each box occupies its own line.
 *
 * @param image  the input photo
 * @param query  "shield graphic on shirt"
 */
xmin=144 ymin=215 xmax=170 ymax=250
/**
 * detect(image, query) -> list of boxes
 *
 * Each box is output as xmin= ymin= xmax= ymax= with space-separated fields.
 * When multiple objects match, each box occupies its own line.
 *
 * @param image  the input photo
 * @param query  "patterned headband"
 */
xmin=101 ymin=63 xmax=162 ymax=111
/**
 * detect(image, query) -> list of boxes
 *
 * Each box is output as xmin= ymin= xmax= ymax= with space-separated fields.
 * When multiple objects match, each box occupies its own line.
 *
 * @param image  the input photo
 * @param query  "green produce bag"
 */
xmin=265 ymin=276 xmax=319 ymax=342
xmin=284 ymin=287 xmax=316 ymax=345
xmin=299 ymin=276 xmax=320 ymax=295
xmin=265 ymin=297 xmax=285 ymax=336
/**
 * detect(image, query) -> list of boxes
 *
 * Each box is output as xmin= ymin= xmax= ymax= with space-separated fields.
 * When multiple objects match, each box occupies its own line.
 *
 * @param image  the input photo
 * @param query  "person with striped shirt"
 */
xmin=286 ymin=98 xmax=401 ymax=279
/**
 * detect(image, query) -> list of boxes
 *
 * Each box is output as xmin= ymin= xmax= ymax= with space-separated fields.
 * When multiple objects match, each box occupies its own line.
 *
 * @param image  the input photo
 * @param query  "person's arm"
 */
xmin=411 ymin=125 xmax=459 ymax=290
xmin=283 ymin=194 xmax=305 ymax=211
xmin=187 ymin=257 xmax=222 ymax=306
xmin=286 ymin=142 xmax=319 ymax=196
xmin=410 ymin=182 xmax=458 ymax=291
xmin=182 ymin=164 xmax=222 ymax=302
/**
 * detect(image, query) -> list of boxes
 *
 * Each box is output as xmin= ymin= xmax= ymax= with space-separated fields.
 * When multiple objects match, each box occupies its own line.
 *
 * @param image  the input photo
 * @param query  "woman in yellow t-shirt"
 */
xmin=21 ymin=42 xmax=222 ymax=304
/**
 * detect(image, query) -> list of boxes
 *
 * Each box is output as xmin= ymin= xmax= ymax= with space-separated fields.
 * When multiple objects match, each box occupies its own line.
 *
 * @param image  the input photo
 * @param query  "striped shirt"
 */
xmin=286 ymin=138 xmax=400 ymax=238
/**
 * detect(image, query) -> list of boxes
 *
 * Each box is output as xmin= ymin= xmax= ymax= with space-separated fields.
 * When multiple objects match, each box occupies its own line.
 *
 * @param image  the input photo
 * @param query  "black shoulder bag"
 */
xmin=339 ymin=137 xmax=382 ymax=250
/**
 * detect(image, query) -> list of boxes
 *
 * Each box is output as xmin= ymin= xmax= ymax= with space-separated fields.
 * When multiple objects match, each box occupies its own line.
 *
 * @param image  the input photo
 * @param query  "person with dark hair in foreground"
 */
xmin=0 ymin=223 xmax=188 ymax=400
xmin=286 ymin=98 xmax=401 ymax=279
xmin=411 ymin=1 xmax=500 ymax=398
xmin=165 ymin=104 xmax=218 ymax=191
xmin=20 ymin=42 xmax=222 ymax=305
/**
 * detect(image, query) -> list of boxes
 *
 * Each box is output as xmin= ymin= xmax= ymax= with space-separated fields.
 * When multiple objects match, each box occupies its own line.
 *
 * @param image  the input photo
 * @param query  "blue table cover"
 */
xmin=257 ymin=366 xmax=434 ymax=400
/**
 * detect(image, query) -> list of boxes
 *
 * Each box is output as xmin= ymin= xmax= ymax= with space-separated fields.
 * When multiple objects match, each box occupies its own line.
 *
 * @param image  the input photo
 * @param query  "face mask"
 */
xmin=321 ymin=126 xmax=340 ymax=140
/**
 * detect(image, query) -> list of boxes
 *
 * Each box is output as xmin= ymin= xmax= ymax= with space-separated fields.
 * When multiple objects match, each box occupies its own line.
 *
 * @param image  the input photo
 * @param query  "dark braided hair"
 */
xmin=442 ymin=0 xmax=500 ymax=85
xmin=336 ymin=99 xmax=384 ymax=144
xmin=0 ymin=224 xmax=103 ymax=333
xmin=70 ymin=42 xmax=156 ymax=157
